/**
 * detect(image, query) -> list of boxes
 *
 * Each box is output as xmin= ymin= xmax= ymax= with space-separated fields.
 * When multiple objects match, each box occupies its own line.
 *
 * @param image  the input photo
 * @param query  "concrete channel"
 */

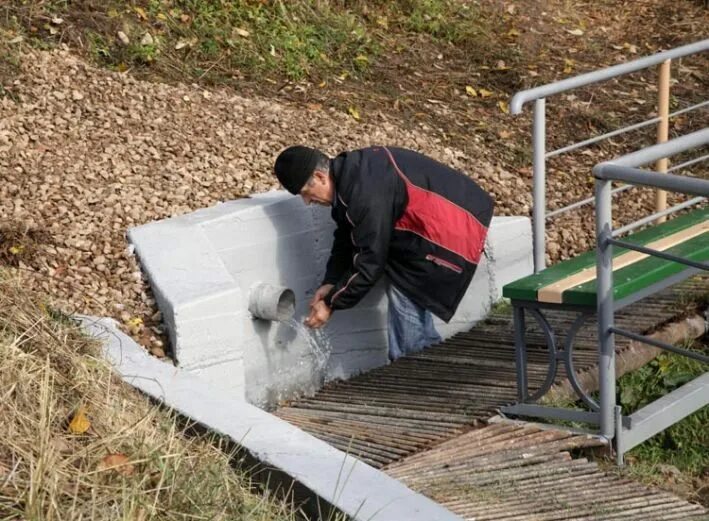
xmin=275 ymin=276 xmax=708 ymax=519
xmin=86 ymin=275 xmax=708 ymax=520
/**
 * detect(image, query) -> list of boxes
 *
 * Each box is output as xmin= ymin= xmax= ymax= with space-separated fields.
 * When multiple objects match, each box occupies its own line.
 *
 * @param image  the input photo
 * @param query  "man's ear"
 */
xmin=313 ymin=170 xmax=328 ymax=184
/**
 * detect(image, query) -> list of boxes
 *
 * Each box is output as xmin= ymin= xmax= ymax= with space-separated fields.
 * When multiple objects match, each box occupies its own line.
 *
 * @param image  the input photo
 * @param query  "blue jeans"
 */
xmin=387 ymin=284 xmax=441 ymax=361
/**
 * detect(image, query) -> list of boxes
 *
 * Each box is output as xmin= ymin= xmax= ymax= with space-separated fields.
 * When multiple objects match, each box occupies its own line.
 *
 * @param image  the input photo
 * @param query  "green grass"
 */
xmin=618 ymin=347 xmax=708 ymax=474
xmin=0 ymin=0 xmax=510 ymax=84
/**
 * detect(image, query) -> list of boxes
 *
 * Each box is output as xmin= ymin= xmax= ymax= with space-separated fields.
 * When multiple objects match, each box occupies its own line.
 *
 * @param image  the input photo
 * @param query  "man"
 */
xmin=274 ymin=145 xmax=494 ymax=361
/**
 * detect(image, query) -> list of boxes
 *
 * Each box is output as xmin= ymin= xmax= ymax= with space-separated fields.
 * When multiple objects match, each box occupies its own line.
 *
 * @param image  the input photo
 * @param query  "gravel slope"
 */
xmin=0 ymin=50 xmax=526 ymax=352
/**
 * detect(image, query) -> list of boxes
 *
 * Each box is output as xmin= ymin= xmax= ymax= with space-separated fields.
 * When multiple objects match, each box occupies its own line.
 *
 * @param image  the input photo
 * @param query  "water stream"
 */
xmin=283 ymin=318 xmax=333 ymax=371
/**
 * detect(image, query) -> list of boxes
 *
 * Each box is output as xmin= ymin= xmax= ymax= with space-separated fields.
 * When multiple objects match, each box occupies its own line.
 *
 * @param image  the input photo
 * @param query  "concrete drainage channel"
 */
xmin=276 ymin=278 xmax=707 ymax=469
xmin=87 ymin=194 xmax=707 ymax=520
xmin=273 ymin=277 xmax=708 ymax=520
xmin=82 ymin=316 xmax=458 ymax=521
xmin=83 ymin=276 xmax=708 ymax=520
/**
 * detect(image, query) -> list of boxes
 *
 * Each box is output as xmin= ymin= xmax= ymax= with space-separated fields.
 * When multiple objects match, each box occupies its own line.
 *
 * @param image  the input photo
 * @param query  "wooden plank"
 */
xmin=538 ymin=220 xmax=708 ymax=303
xmin=502 ymin=207 xmax=708 ymax=303
xmin=564 ymin=235 xmax=709 ymax=305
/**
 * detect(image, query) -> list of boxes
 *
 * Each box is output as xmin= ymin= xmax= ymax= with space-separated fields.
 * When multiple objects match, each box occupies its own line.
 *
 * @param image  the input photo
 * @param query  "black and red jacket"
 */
xmin=322 ymin=146 xmax=494 ymax=322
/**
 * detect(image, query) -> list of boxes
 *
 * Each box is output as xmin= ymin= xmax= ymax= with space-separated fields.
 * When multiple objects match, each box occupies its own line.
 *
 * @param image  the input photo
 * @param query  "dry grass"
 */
xmin=0 ymin=271 xmax=295 ymax=520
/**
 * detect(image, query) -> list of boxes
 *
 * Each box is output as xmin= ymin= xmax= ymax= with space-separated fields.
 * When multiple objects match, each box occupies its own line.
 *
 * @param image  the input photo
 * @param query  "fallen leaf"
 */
xmin=68 ymin=406 xmax=91 ymax=434
xmin=234 ymin=27 xmax=250 ymax=38
xmin=624 ymin=42 xmax=638 ymax=54
xmin=479 ymin=88 xmax=493 ymax=98
xmin=133 ymin=6 xmax=148 ymax=20
xmin=9 ymin=245 xmax=23 ymax=255
xmin=51 ymin=17 xmax=63 ymax=25
xmin=498 ymin=100 xmax=510 ymax=113
xmin=126 ymin=317 xmax=143 ymax=327
xmin=318 ymin=81 xmax=326 ymax=88
xmin=180 ymin=14 xmax=191 ymax=23
xmin=117 ymin=31 xmax=130 ymax=46
xmin=156 ymin=13 xmax=167 ymax=21
xmin=107 ymin=8 xmax=119 ymax=18
xmin=9 ymin=36 xmax=24 ymax=44
xmin=175 ymin=40 xmax=189 ymax=50
xmin=563 ymin=58 xmax=575 ymax=74
xmin=506 ymin=28 xmax=520 ymax=37
xmin=140 ymin=33 xmax=153 ymax=46
xmin=566 ymin=28 xmax=584 ymax=36
xmin=498 ymin=129 xmax=512 ymax=139
xmin=99 ymin=454 xmax=135 ymax=476
xmin=354 ymin=54 xmax=369 ymax=64
xmin=347 ymin=106 xmax=361 ymax=121
xmin=495 ymin=60 xmax=510 ymax=70
xmin=465 ymin=86 xmax=478 ymax=97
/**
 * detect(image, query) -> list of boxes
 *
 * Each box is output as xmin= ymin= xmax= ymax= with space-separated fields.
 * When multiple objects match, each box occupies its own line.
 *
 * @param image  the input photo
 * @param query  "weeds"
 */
xmin=0 ymin=271 xmax=295 ymax=520
xmin=618 ymin=344 xmax=708 ymax=474
xmin=1 ymin=0 xmax=515 ymax=83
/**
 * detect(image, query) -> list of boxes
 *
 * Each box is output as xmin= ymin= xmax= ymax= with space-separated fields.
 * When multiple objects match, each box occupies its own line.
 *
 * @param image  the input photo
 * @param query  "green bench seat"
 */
xmin=503 ymin=207 xmax=708 ymax=307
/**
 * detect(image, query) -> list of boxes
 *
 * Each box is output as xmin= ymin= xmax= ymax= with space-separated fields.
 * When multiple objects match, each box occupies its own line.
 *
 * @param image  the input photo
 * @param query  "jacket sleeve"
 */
xmin=322 ymin=224 xmax=353 ymax=285
xmin=323 ymin=183 xmax=397 ymax=311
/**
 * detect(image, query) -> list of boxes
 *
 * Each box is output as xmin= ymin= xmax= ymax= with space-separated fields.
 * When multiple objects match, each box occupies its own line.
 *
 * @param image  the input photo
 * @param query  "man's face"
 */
xmin=300 ymin=170 xmax=333 ymax=206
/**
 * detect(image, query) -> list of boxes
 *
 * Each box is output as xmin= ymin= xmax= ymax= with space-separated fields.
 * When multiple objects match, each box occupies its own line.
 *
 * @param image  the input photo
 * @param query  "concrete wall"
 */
xmin=129 ymin=191 xmax=532 ymax=408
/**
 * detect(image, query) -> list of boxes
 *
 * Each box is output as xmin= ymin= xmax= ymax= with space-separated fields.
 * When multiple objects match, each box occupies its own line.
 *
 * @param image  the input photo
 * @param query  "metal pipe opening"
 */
xmin=248 ymin=283 xmax=296 ymax=321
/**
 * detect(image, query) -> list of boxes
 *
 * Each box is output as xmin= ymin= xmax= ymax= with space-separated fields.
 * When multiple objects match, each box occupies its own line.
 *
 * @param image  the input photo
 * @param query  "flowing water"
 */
xmin=284 ymin=318 xmax=333 ymax=371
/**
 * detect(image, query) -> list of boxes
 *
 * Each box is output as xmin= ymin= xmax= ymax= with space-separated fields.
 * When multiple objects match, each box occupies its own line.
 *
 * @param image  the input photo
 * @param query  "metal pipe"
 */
xmin=545 ymin=100 xmax=709 ymax=160
xmin=667 ymin=153 xmax=709 ymax=173
xmin=655 ymin=59 xmax=671 ymax=222
xmin=594 ymin=164 xmax=709 ymax=197
xmin=612 ymin=197 xmax=706 ymax=236
xmin=595 ymin=178 xmax=616 ymax=439
xmin=545 ymin=117 xmax=660 ymax=159
xmin=546 ymin=184 xmax=634 ymax=219
xmin=533 ymin=98 xmax=546 ymax=272
xmin=248 ymin=283 xmax=295 ymax=321
xmin=671 ymin=99 xmax=709 ymax=117
xmin=610 ymin=327 xmax=709 ymax=363
xmin=595 ymin=128 xmax=709 ymax=169
xmin=608 ymin=238 xmax=709 ymax=271
xmin=510 ymin=39 xmax=709 ymax=114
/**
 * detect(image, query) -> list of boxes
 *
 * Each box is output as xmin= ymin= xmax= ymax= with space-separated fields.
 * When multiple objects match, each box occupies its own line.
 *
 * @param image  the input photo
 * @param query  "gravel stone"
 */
xmin=1 ymin=50 xmax=508 ymax=348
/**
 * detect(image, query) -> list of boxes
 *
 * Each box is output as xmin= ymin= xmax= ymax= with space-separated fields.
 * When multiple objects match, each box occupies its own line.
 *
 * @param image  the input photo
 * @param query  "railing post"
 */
xmin=595 ymin=176 xmax=616 ymax=440
xmin=533 ymin=98 xmax=546 ymax=273
xmin=655 ymin=59 xmax=671 ymax=223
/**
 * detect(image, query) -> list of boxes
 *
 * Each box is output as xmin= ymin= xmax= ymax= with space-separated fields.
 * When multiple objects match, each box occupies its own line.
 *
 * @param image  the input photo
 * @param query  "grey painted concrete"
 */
xmin=129 ymin=190 xmax=533 ymax=407
xmin=81 ymin=315 xmax=463 ymax=521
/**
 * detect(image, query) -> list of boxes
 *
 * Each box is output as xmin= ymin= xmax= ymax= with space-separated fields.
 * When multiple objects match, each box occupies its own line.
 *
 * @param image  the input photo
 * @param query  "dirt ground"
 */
xmin=0 ymin=0 xmax=706 ymax=350
xmin=0 ymin=49 xmax=518 ymax=352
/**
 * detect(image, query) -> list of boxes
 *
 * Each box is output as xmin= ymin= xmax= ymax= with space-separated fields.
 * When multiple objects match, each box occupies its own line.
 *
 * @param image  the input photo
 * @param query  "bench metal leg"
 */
xmin=561 ymin=311 xmax=599 ymax=411
xmin=510 ymin=304 xmax=559 ymax=404
xmin=513 ymin=306 xmax=528 ymax=402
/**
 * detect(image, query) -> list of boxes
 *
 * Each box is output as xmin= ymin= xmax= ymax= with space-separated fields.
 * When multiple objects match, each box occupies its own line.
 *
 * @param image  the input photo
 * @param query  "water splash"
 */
xmin=284 ymin=318 xmax=333 ymax=371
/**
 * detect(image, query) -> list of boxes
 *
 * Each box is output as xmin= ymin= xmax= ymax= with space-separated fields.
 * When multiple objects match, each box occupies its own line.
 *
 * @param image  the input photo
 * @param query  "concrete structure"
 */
xmin=81 ymin=316 xmax=463 ymax=521
xmin=129 ymin=191 xmax=532 ymax=408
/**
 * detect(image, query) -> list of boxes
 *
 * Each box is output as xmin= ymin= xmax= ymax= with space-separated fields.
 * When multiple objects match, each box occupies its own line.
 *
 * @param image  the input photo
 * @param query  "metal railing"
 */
xmin=593 ymin=130 xmax=709 ymax=463
xmin=511 ymin=39 xmax=709 ymax=272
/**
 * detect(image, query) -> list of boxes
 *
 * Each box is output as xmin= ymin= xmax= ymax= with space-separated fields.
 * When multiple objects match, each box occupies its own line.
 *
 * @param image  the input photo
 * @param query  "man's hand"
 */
xmin=310 ymin=284 xmax=334 ymax=307
xmin=305 ymin=300 xmax=332 ymax=329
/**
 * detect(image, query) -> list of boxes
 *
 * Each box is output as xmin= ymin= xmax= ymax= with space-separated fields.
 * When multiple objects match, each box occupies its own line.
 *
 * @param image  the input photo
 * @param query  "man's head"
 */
xmin=274 ymin=146 xmax=333 ymax=206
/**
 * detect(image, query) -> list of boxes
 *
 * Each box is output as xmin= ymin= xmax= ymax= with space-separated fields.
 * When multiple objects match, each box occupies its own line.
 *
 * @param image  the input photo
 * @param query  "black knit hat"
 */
xmin=274 ymin=145 xmax=320 ymax=195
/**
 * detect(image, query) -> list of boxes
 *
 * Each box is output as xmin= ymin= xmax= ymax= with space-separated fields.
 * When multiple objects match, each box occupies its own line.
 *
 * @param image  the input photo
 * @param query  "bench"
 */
xmin=500 ymin=206 xmax=708 ymax=409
